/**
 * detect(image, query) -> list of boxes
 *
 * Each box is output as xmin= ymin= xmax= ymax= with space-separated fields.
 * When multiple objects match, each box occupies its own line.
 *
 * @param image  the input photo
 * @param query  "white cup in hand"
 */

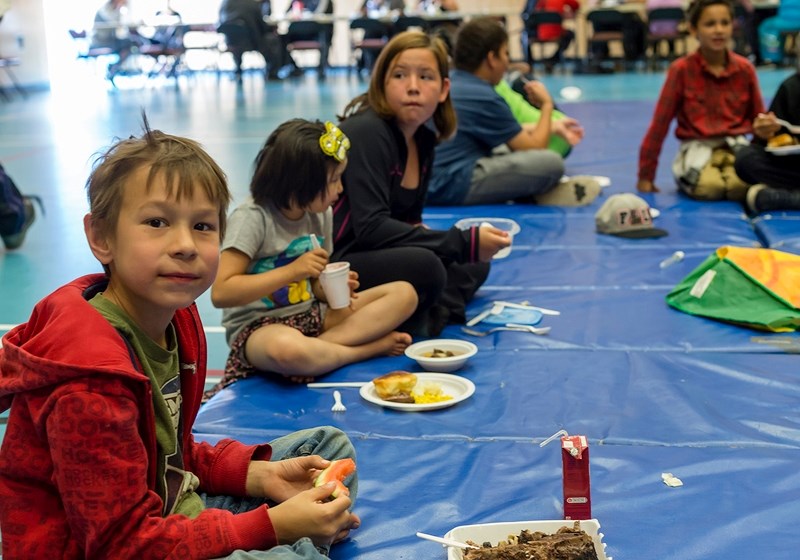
xmin=319 ymin=262 xmax=351 ymax=309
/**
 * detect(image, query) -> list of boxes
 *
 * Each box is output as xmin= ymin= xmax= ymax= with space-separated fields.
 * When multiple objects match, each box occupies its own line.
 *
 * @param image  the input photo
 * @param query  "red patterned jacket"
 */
xmin=0 ymin=274 xmax=277 ymax=559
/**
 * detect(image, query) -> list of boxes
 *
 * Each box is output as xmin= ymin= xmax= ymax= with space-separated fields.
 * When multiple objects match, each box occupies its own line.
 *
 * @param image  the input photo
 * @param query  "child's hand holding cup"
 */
xmin=319 ymin=262 xmax=352 ymax=309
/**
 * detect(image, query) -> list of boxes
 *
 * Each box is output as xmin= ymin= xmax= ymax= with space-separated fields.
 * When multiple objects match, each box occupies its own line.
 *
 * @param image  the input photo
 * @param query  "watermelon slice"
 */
xmin=314 ymin=458 xmax=356 ymax=498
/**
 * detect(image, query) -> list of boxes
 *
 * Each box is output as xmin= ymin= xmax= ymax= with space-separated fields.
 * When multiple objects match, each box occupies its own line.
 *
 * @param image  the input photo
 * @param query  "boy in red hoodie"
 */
xmin=0 ymin=119 xmax=359 ymax=559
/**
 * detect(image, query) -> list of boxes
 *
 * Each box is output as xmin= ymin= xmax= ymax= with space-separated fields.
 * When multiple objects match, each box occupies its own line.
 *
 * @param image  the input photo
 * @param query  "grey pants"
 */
xmin=463 ymin=147 xmax=565 ymax=205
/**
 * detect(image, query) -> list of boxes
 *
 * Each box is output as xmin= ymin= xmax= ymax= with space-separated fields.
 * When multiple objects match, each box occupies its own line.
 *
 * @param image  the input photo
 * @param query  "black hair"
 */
xmin=250 ymin=119 xmax=339 ymax=210
xmin=453 ymin=16 xmax=509 ymax=73
xmin=686 ymin=0 xmax=734 ymax=28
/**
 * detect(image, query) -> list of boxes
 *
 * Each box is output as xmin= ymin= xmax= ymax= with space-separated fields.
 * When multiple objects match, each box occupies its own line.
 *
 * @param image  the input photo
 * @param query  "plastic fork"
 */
xmin=331 ymin=390 xmax=347 ymax=412
xmin=774 ymin=117 xmax=800 ymax=134
xmin=416 ymin=532 xmax=479 ymax=550
xmin=461 ymin=324 xmax=551 ymax=336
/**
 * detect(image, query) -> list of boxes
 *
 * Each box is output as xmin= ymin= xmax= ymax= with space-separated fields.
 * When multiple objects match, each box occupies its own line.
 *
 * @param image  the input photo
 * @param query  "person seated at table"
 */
xmin=360 ymin=0 xmax=405 ymax=16
xmin=735 ymin=71 xmax=800 ymax=212
xmin=522 ymin=0 xmax=580 ymax=72
xmin=219 ymin=0 xmax=287 ymax=80
xmin=91 ymin=0 xmax=140 ymax=82
xmin=427 ymin=17 xmax=600 ymax=207
xmin=646 ymin=0 xmax=685 ymax=57
xmin=416 ymin=0 xmax=461 ymax=53
xmin=636 ymin=0 xmax=764 ymax=201
xmin=585 ymin=0 xmax=648 ymax=71
xmin=146 ymin=1 xmax=184 ymax=50
xmin=417 ymin=0 xmax=459 ymax=12
xmin=285 ymin=0 xmax=334 ymax=76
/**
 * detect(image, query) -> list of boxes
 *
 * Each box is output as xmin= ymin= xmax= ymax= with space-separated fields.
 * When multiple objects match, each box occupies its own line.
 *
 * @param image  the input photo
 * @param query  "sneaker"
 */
xmin=535 ymin=176 xmax=601 ymax=207
xmin=1 ymin=197 xmax=36 ymax=250
xmin=746 ymin=184 xmax=800 ymax=213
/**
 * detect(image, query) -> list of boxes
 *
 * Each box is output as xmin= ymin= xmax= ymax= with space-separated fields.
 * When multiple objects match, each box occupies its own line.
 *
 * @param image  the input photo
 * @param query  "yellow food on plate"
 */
xmin=412 ymin=382 xmax=453 ymax=404
xmin=373 ymin=372 xmax=454 ymax=404
xmin=768 ymin=133 xmax=798 ymax=148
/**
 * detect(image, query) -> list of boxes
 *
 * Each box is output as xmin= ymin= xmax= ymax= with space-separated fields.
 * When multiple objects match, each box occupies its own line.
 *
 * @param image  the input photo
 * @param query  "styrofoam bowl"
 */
xmin=455 ymin=218 xmax=521 ymax=259
xmin=444 ymin=519 xmax=611 ymax=560
xmin=404 ymin=339 xmax=478 ymax=372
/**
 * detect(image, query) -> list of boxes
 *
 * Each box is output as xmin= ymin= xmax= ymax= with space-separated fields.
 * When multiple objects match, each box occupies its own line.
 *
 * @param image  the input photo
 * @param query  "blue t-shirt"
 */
xmin=428 ymin=69 xmax=522 ymax=205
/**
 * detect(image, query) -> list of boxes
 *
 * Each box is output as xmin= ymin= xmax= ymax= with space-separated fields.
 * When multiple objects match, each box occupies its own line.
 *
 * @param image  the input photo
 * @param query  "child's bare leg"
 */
xmin=245 ymin=321 xmax=413 ymax=380
xmin=321 ymin=281 xmax=417 ymax=346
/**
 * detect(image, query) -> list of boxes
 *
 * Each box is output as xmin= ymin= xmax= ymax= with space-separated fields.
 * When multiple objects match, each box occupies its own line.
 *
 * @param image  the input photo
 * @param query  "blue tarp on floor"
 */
xmin=196 ymin=178 xmax=799 ymax=558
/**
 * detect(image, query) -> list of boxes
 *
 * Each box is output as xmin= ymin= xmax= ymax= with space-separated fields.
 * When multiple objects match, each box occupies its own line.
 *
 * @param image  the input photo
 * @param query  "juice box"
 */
xmin=561 ymin=434 xmax=591 ymax=520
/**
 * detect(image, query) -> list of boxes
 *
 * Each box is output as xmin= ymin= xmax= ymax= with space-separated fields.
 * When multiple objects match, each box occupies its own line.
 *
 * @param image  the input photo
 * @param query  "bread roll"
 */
xmin=768 ymin=133 xmax=798 ymax=148
xmin=372 ymin=371 xmax=417 ymax=403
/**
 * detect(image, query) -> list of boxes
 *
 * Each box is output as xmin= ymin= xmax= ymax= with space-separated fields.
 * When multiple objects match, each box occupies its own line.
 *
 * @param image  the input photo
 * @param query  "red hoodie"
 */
xmin=0 ymin=275 xmax=278 ymax=559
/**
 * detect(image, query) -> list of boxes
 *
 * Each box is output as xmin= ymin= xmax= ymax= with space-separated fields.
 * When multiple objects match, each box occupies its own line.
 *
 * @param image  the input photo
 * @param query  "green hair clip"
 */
xmin=319 ymin=121 xmax=350 ymax=162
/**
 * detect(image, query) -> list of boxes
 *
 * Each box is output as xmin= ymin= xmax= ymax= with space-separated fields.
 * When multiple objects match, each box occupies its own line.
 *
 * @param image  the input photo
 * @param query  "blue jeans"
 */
xmin=205 ymin=426 xmax=357 ymax=559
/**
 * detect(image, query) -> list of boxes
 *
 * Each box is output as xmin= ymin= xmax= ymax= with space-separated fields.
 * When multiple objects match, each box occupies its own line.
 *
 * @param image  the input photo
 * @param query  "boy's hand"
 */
xmin=478 ymin=226 xmax=511 ymax=262
xmin=637 ymin=179 xmax=659 ymax=193
xmin=246 ymin=455 xmax=329 ymax=502
xmin=753 ymin=111 xmax=781 ymax=140
xmin=523 ymin=80 xmax=553 ymax=109
xmin=269 ymin=485 xmax=359 ymax=548
xmin=552 ymin=118 xmax=584 ymax=146
xmin=289 ymin=249 xmax=328 ymax=282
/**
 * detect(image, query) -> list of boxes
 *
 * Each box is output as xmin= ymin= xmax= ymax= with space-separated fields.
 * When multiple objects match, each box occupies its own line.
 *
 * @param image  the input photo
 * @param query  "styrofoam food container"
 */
xmin=404 ymin=339 xmax=478 ymax=372
xmin=455 ymin=218 xmax=521 ymax=259
xmin=444 ymin=519 xmax=611 ymax=560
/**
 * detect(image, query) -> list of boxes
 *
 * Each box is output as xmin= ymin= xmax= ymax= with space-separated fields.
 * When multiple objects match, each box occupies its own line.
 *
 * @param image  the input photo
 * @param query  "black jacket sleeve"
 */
xmin=338 ymin=112 xmax=479 ymax=264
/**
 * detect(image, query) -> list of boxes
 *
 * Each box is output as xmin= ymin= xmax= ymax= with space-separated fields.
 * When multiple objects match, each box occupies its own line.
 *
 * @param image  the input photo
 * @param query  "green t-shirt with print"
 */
xmin=90 ymin=294 xmax=204 ymax=519
xmin=495 ymin=79 xmax=571 ymax=157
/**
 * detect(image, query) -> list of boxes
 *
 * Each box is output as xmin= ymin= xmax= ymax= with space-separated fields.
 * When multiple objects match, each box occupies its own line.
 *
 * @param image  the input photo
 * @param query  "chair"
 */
xmin=392 ymin=16 xmax=429 ymax=34
xmin=523 ymin=11 xmax=564 ymax=67
xmin=782 ymin=30 xmax=800 ymax=66
xmin=217 ymin=20 xmax=254 ymax=79
xmin=67 ymin=29 xmax=119 ymax=81
xmin=138 ymin=24 xmax=188 ymax=79
xmin=646 ymin=7 xmax=687 ymax=67
xmin=0 ymin=56 xmax=24 ymax=101
xmin=349 ymin=17 xmax=390 ymax=75
xmin=68 ymin=29 xmax=115 ymax=59
xmin=285 ymin=20 xmax=329 ymax=77
xmin=585 ymin=9 xmax=625 ymax=68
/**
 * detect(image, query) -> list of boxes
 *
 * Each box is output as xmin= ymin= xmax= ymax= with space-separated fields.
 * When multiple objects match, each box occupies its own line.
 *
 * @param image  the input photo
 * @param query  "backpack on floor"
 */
xmin=0 ymin=163 xmax=27 ymax=237
xmin=666 ymin=246 xmax=800 ymax=332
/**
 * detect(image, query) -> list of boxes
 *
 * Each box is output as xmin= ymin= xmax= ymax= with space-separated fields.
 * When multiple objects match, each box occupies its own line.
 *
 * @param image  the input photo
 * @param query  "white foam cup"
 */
xmin=319 ymin=262 xmax=351 ymax=309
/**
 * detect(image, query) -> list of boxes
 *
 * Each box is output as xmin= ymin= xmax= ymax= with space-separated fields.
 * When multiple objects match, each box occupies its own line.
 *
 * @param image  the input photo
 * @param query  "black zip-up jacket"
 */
xmin=333 ymin=108 xmax=480 ymax=264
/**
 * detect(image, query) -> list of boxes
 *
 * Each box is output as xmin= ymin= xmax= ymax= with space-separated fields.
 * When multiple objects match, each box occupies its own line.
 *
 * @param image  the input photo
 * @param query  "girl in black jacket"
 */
xmin=333 ymin=31 xmax=510 ymax=336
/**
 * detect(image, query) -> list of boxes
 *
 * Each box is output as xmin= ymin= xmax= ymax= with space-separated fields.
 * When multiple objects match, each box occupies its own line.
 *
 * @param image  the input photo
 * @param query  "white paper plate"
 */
xmin=765 ymin=144 xmax=800 ymax=156
xmin=360 ymin=373 xmax=475 ymax=411
xmin=444 ymin=519 xmax=611 ymax=560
